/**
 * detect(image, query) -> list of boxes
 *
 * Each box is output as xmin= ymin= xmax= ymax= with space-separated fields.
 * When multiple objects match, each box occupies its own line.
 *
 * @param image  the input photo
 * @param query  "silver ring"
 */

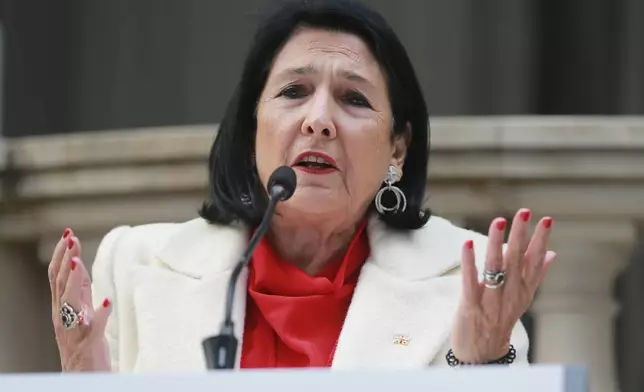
xmin=60 ymin=302 xmax=84 ymax=330
xmin=483 ymin=269 xmax=506 ymax=289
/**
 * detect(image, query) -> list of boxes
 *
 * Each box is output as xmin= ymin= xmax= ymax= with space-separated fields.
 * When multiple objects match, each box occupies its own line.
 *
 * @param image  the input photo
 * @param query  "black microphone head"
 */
xmin=267 ymin=166 xmax=297 ymax=201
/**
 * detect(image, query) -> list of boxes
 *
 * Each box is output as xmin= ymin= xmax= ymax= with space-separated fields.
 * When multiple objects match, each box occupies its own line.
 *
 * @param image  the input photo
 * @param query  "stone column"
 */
xmin=531 ymin=220 xmax=636 ymax=392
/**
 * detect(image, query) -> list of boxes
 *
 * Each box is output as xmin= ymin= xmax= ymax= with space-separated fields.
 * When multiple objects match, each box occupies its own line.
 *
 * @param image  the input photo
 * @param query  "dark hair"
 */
xmin=199 ymin=0 xmax=431 ymax=231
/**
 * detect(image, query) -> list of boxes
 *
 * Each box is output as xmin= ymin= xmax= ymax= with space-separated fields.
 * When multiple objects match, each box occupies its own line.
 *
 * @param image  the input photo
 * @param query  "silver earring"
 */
xmin=240 ymin=193 xmax=252 ymax=205
xmin=375 ymin=165 xmax=407 ymax=214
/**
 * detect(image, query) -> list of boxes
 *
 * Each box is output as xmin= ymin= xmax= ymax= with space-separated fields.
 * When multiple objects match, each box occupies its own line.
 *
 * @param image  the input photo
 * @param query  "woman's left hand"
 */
xmin=450 ymin=208 xmax=556 ymax=363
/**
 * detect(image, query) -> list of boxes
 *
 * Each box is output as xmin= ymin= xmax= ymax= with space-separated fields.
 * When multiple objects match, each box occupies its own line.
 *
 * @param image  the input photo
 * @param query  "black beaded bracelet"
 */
xmin=446 ymin=345 xmax=516 ymax=366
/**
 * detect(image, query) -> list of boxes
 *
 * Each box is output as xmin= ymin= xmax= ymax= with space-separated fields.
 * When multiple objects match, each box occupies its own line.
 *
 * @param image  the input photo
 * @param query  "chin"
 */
xmin=279 ymin=191 xmax=345 ymax=220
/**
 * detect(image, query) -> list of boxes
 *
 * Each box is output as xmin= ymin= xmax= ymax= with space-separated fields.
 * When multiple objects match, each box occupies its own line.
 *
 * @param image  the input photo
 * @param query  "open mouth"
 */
xmin=292 ymin=153 xmax=337 ymax=171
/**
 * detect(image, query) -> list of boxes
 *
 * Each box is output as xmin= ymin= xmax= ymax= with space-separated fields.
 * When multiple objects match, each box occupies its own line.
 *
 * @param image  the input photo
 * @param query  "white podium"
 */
xmin=0 ymin=365 xmax=586 ymax=392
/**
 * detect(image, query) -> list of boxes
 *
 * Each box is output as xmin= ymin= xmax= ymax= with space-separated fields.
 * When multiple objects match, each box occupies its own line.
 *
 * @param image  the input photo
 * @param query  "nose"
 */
xmin=301 ymin=91 xmax=337 ymax=139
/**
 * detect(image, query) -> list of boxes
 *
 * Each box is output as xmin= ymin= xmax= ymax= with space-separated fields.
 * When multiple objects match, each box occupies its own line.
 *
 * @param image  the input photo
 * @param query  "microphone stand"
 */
xmin=202 ymin=185 xmax=287 ymax=370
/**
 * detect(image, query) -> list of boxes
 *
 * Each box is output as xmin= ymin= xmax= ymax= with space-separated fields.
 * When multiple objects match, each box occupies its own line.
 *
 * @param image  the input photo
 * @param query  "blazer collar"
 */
xmin=154 ymin=214 xmax=463 ymax=281
xmin=147 ymin=214 xmax=474 ymax=370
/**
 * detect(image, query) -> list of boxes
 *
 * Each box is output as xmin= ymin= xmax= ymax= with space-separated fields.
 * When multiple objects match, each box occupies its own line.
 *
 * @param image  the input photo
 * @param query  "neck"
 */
xmin=266 ymin=214 xmax=365 ymax=276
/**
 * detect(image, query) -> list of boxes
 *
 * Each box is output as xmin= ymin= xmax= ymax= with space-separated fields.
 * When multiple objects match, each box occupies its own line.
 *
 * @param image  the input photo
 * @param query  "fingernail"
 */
xmin=71 ymin=258 xmax=78 ymax=271
xmin=465 ymin=240 xmax=473 ymax=249
xmin=543 ymin=217 xmax=553 ymax=229
xmin=67 ymin=237 xmax=74 ymax=250
xmin=520 ymin=209 xmax=531 ymax=222
xmin=102 ymin=298 xmax=111 ymax=308
xmin=496 ymin=219 xmax=506 ymax=231
xmin=62 ymin=228 xmax=71 ymax=239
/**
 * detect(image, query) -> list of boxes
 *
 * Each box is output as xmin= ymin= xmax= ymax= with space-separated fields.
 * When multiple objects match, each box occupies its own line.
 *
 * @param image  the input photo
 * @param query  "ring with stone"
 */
xmin=483 ymin=269 xmax=506 ymax=289
xmin=60 ymin=302 xmax=85 ymax=330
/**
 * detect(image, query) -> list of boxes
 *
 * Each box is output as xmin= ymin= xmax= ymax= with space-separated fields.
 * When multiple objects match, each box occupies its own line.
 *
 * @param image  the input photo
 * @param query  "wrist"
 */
xmin=482 ymin=344 xmax=512 ymax=362
xmin=451 ymin=346 xmax=506 ymax=364
xmin=447 ymin=344 xmax=516 ymax=366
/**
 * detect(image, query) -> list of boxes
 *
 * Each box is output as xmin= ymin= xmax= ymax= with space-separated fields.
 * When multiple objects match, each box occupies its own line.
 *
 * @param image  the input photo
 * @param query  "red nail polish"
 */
xmin=543 ymin=217 xmax=553 ymax=229
xmin=67 ymin=237 xmax=74 ymax=250
xmin=520 ymin=209 xmax=531 ymax=222
xmin=496 ymin=219 xmax=506 ymax=231
xmin=71 ymin=259 xmax=77 ymax=271
xmin=102 ymin=299 xmax=111 ymax=308
xmin=465 ymin=240 xmax=473 ymax=249
xmin=62 ymin=228 xmax=71 ymax=239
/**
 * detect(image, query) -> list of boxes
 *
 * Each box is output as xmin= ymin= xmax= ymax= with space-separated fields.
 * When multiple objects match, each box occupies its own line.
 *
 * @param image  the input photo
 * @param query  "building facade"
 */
xmin=0 ymin=117 xmax=641 ymax=392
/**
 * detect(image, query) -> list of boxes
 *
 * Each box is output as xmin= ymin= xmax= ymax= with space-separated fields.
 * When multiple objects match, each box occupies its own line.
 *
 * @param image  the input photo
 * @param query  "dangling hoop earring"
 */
xmin=375 ymin=165 xmax=407 ymax=214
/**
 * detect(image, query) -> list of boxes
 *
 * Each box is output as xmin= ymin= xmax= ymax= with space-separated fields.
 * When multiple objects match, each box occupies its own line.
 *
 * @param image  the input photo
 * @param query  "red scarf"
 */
xmin=240 ymin=221 xmax=370 ymax=368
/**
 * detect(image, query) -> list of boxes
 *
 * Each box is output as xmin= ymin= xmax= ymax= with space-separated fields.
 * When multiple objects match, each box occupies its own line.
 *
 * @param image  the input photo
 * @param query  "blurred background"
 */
xmin=0 ymin=1 xmax=642 ymax=391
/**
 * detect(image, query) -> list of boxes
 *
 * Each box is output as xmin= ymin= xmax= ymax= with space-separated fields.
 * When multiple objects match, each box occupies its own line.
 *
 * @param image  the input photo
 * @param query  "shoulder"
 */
xmin=367 ymin=214 xmax=490 ymax=280
xmin=90 ymin=220 xmax=187 ymax=283
xmin=91 ymin=217 xmax=249 ymax=278
xmin=93 ymin=220 xmax=195 ymax=266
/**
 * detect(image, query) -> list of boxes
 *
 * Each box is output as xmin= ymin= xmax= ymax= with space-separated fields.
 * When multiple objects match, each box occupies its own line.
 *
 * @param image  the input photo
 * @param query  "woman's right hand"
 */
xmin=49 ymin=228 xmax=113 ymax=372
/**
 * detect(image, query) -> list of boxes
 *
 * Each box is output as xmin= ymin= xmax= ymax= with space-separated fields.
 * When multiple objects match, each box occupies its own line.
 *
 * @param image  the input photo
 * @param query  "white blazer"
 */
xmin=90 ymin=214 xmax=529 ymax=372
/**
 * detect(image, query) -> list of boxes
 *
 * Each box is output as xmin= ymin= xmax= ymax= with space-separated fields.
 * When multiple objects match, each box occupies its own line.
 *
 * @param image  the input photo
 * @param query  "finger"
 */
xmin=90 ymin=298 xmax=113 ymax=338
xmin=524 ymin=217 xmax=554 ymax=284
xmin=49 ymin=228 xmax=73 ymax=304
xmin=504 ymin=208 xmax=531 ymax=271
xmin=460 ymin=240 xmax=480 ymax=304
xmin=74 ymin=257 xmax=96 ymax=316
xmin=530 ymin=250 xmax=557 ymax=288
xmin=484 ymin=217 xmax=506 ymax=274
xmin=61 ymin=257 xmax=93 ymax=324
xmin=55 ymin=236 xmax=82 ymax=304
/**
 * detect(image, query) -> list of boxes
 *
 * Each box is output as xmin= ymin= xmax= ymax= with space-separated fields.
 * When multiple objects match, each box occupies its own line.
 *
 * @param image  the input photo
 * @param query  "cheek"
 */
xmin=254 ymin=111 xmax=295 ymax=186
xmin=343 ymin=131 xmax=392 ymax=194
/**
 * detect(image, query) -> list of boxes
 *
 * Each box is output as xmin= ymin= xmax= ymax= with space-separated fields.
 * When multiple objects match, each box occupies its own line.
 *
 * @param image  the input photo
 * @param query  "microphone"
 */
xmin=202 ymin=166 xmax=297 ymax=370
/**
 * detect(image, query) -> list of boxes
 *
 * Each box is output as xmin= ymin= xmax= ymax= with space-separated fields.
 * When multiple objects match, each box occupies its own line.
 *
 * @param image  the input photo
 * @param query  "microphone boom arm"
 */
xmin=203 ymin=184 xmax=287 ymax=370
xmin=222 ymin=185 xmax=285 ymax=329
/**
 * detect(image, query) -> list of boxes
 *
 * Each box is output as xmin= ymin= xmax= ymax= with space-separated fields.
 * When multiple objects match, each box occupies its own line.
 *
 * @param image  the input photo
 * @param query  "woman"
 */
xmin=49 ymin=0 xmax=555 ymax=372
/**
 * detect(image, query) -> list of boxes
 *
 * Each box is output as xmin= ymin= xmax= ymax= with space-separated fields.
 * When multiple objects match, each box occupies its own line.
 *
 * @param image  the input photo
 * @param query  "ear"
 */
xmin=390 ymin=122 xmax=412 ymax=172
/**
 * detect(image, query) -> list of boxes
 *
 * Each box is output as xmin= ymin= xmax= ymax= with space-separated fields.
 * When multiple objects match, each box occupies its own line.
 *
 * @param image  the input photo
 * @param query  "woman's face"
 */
xmin=255 ymin=27 xmax=408 ymax=223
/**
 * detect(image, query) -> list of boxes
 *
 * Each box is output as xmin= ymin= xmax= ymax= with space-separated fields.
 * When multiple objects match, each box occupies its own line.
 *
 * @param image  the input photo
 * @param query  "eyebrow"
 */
xmin=274 ymin=65 xmax=375 ymax=88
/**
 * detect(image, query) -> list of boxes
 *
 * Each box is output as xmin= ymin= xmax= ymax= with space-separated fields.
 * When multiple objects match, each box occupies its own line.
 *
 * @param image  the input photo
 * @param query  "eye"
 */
xmin=278 ymin=84 xmax=308 ymax=99
xmin=343 ymin=91 xmax=372 ymax=108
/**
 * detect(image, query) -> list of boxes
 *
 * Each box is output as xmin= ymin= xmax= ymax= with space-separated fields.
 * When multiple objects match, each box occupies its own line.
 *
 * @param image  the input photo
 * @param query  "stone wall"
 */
xmin=0 ymin=116 xmax=642 ymax=391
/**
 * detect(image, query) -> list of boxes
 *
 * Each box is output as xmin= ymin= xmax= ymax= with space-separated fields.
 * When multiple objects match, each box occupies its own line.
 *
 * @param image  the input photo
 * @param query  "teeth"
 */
xmin=300 ymin=155 xmax=330 ymax=165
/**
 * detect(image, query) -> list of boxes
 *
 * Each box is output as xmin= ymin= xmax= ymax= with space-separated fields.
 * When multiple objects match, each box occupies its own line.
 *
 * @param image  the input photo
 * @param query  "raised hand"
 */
xmin=450 ymin=208 xmax=556 ymax=363
xmin=49 ymin=229 xmax=112 ymax=372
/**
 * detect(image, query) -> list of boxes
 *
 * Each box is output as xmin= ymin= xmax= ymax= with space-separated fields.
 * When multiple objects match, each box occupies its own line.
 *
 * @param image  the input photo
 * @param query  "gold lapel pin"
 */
xmin=392 ymin=335 xmax=410 ymax=346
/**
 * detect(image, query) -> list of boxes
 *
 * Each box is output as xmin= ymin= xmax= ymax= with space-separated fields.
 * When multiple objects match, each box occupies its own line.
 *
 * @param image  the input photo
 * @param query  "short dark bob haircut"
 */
xmin=199 ymin=0 xmax=431 ymax=231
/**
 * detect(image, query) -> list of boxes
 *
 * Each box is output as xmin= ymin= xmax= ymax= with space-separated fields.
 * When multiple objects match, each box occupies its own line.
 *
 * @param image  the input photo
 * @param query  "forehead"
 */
xmin=268 ymin=27 xmax=384 ymax=81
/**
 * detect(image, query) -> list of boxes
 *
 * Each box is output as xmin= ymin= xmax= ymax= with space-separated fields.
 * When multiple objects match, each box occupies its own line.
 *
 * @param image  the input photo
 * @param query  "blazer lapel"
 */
xmin=131 ymin=219 xmax=250 ymax=371
xmin=332 ymin=216 xmax=477 ymax=369
xmin=126 ymin=215 xmax=483 ymax=371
